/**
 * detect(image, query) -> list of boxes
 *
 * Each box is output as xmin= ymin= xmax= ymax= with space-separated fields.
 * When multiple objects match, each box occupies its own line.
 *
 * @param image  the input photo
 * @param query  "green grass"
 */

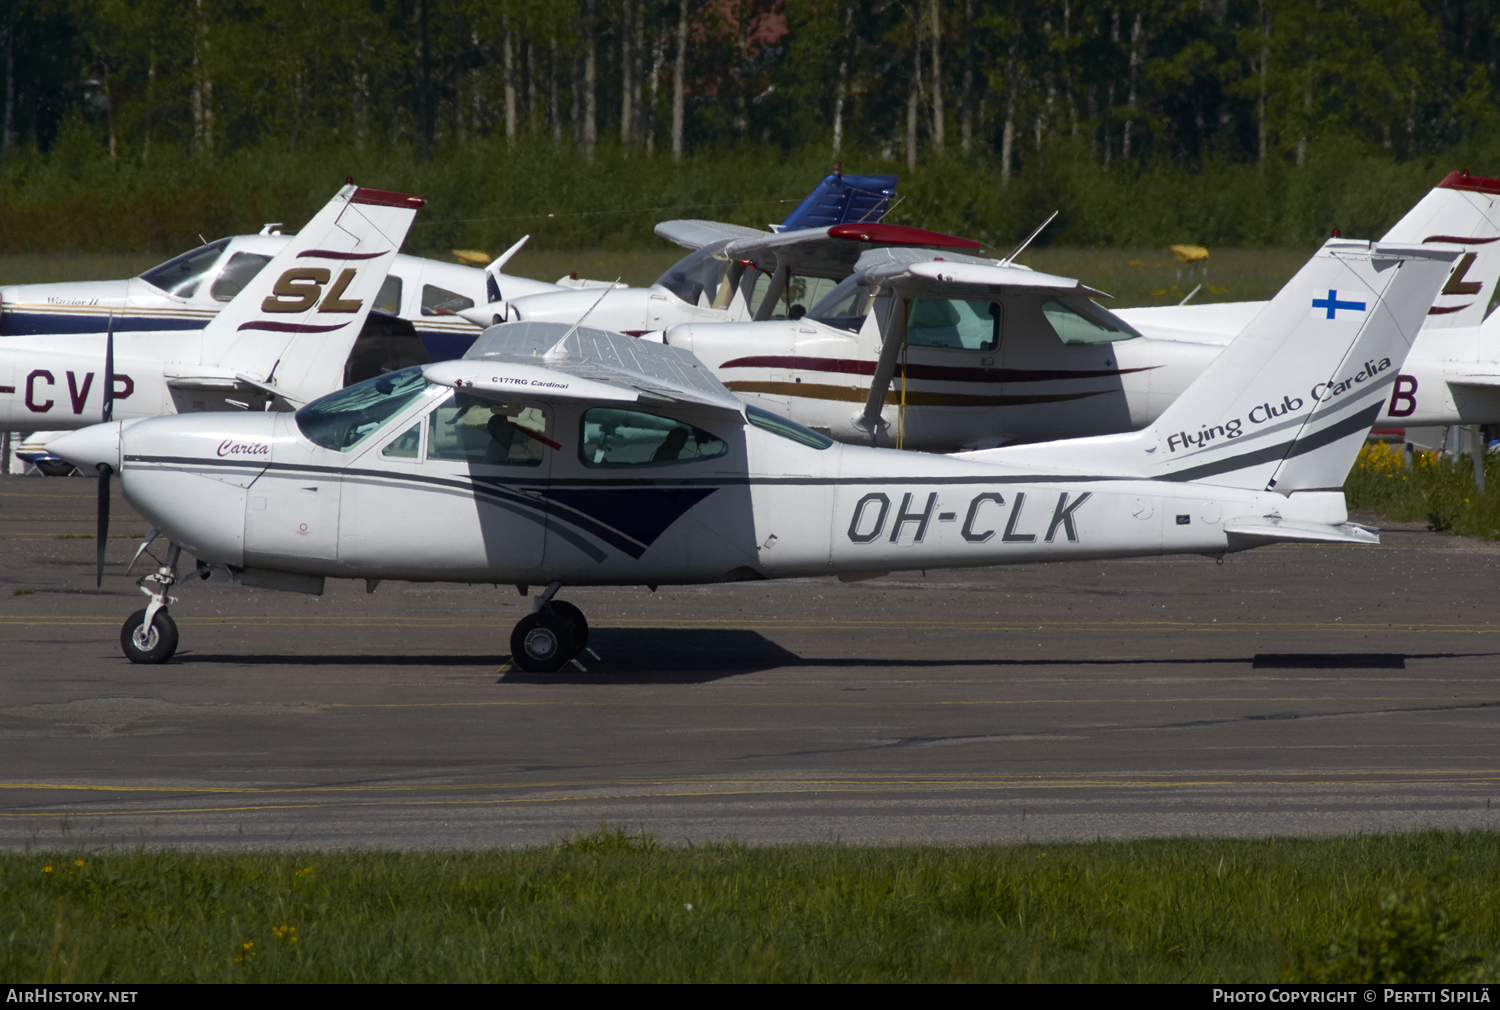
xmin=4 ymin=830 xmax=1497 ymax=983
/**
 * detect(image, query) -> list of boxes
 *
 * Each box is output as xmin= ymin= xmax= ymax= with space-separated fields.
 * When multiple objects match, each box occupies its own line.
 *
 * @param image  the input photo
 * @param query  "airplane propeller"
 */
xmin=97 ymin=310 xmax=115 ymax=587
xmin=95 ymin=462 xmax=112 ymax=588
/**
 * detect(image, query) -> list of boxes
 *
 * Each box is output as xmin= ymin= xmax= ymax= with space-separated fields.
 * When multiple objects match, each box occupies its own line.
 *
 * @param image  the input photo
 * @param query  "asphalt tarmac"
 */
xmin=3 ymin=473 xmax=1499 ymax=851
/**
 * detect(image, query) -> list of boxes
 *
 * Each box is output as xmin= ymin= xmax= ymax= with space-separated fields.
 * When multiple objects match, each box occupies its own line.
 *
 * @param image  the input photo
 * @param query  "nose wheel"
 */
xmin=121 ymin=608 xmax=179 ymax=664
xmin=509 ymin=583 xmax=593 ymax=673
xmin=119 ymin=541 xmax=182 ymax=664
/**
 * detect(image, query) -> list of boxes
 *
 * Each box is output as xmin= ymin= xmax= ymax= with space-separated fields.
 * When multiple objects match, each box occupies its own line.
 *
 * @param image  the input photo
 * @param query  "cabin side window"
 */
xmin=906 ymin=298 xmax=1001 ymax=352
xmin=427 ymin=393 xmax=549 ymax=467
xmin=1042 ymin=300 xmax=1136 ymax=345
xmin=210 ymin=252 xmax=273 ymax=302
xmin=579 ymin=408 xmax=727 ymax=468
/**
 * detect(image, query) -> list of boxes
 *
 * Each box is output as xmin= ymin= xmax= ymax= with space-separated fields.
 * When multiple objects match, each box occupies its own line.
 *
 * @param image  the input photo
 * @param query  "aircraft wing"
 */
xmin=655 ymin=220 xmax=770 ymax=251
xmin=427 ymin=320 xmax=746 ymax=415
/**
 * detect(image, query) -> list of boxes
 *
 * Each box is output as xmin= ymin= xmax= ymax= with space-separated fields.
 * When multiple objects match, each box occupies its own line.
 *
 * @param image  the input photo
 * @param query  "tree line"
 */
xmin=2 ymin=1 xmax=1499 ymax=253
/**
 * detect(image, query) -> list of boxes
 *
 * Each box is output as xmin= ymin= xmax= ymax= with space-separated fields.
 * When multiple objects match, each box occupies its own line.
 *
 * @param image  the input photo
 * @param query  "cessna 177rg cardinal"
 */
xmin=49 ymin=237 xmax=1457 ymax=670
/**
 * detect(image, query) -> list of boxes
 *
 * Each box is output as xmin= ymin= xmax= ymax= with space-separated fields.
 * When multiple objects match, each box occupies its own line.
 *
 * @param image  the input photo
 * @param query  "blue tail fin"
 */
xmin=778 ymin=173 xmax=898 ymax=231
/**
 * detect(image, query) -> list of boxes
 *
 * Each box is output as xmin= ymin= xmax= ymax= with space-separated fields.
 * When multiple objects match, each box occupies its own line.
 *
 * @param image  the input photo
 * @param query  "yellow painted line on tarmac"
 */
xmin=6 ymin=771 xmax=1500 ymax=818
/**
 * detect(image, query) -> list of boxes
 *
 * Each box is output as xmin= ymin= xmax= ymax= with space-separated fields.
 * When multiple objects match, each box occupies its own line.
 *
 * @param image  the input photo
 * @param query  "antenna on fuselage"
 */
xmin=543 ymin=277 xmax=622 ymax=361
xmin=999 ymin=210 xmax=1059 ymax=265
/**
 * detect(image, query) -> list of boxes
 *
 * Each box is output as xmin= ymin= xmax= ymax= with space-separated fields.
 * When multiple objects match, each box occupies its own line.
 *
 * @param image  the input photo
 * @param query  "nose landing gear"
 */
xmin=121 ymin=541 xmax=182 ymax=664
xmin=509 ymin=582 xmax=594 ymax=673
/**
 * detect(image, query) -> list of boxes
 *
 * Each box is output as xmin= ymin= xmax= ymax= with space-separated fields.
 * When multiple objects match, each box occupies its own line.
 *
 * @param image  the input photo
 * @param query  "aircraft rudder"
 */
xmin=1142 ymin=240 xmax=1457 ymax=492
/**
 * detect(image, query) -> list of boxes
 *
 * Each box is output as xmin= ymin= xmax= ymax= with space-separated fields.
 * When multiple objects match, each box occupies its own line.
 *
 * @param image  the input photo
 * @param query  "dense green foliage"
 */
xmin=3 ymin=830 xmax=1498 ymax=982
xmin=2 ymin=2 xmax=1500 ymax=254
xmin=1345 ymin=441 xmax=1500 ymax=539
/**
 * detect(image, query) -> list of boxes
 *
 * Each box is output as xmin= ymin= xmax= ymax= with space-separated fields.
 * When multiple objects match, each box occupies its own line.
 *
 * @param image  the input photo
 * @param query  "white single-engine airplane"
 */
xmin=0 ymin=223 xmax=559 ymax=358
xmin=657 ymin=173 xmax=1500 ymax=452
xmin=49 ymin=236 xmax=1456 ymax=670
xmin=0 ymin=184 xmax=422 ymax=436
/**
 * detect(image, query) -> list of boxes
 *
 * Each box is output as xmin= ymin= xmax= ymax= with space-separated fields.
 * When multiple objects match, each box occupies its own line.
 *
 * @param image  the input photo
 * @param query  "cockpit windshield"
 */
xmin=139 ymin=238 xmax=232 ymax=298
xmin=808 ymin=275 xmax=885 ymax=333
xmin=655 ymin=241 xmax=734 ymax=307
xmin=296 ymin=367 xmax=430 ymax=452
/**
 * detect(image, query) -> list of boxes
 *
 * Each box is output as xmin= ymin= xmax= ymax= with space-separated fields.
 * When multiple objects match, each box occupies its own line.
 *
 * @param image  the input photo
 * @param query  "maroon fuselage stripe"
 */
xmin=0 ymin=386 xmax=13 ymax=394
xmin=717 ymin=354 xmax=1154 ymax=384
xmin=236 ymin=320 xmax=351 ymax=333
xmin=297 ymin=249 xmax=390 ymax=260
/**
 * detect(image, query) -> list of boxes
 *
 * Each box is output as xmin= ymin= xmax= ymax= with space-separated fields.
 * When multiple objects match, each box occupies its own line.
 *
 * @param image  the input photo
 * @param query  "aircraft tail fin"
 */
xmin=1137 ymin=239 xmax=1456 ymax=492
xmin=778 ymin=173 xmax=898 ymax=231
xmin=1380 ymin=171 xmax=1500 ymax=332
xmin=200 ymin=184 xmax=424 ymax=399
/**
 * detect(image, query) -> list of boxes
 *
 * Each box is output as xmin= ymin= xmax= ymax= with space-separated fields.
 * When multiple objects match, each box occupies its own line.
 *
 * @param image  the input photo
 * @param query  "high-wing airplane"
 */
xmin=0 ymin=226 xmax=558 ymax=360
xmin=477 ymin=170 xmax=935 ymax=334
xmin=48 ymin=236 xmax=1457 ymax=669
xmin=1116 ymin=171 xmax=1500 ymax=429
xmin=0 ymin=183 xmax=422 ymax=435
xmin=649 ymin=172 xmax=1500 ymax=452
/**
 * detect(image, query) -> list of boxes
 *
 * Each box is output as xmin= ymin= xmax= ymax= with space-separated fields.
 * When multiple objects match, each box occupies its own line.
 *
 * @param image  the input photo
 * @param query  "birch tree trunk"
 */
xmin=1122 ymin=12 xmax=1140 ymax=159
xmin=583 ymin=0 xmax=598 ymax=160
xmin=1257 ymin=0 xmax=1269 ymax=168
xmin=907 ymin=11 xmax=921 ymax=169
xmin=620 ymin=0 xmax=634 ymax=150
xmin=504 ymin=21 xmax=516 ymax=145
xmin=1001 ymin=31 xmax=1017 ymax=186
xmin=671 ymin=0 xmax=686 ymax=161
xmin=551 ymin=36 xmax=562 ymax=147
xmin=646 ymin=25 xmax=662 ymax=155
xmin=0 ymin=28 xmax=11 ymax=162
xmin=929 ymin=0 xmax=943 ymax=155
xmin=959 ymin=0 xmax=973 ymax=152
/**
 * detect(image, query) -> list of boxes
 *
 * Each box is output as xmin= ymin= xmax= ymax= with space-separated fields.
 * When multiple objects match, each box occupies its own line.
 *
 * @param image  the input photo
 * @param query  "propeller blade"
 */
xmin=102 ymin=312 xmax=115 ymax=424
xmin=95 ymin=463 xmax=113 ymax=588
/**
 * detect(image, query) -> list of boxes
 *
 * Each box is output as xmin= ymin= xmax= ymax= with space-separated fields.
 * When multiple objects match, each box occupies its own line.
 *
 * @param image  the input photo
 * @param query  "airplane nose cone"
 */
xmin=48 ymin=422 xmax=123 ymax=473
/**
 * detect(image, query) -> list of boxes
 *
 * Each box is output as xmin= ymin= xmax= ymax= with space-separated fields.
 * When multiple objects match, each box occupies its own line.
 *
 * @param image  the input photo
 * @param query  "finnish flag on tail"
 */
xmin=1310 ymin=289 xmax=1367 ymax=321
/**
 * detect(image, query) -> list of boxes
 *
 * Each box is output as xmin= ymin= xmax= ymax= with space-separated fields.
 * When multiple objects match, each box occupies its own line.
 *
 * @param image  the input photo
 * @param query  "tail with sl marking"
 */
xmin=197 ymin=184 xmax=424 ymax=405
xmin=1381 ymin=171 xmax=1500 ymax=334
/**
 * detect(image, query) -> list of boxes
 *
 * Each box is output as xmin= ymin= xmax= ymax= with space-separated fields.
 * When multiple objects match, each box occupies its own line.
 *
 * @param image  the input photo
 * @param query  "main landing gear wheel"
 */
xmin=547 ymin=600 xmax=589 ymax=653
xmin=510 ymin=610 xmax=575 ymax=673
xmin=121 ymin=608 xmax=179 ymax=664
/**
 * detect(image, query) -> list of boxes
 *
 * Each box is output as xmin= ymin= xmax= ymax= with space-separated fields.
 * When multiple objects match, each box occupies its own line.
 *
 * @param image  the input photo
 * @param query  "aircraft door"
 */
xmin=420 ymin=392 xmax=552 ymax=573
xmin=243 ymin=416 xmax=343 ymax=570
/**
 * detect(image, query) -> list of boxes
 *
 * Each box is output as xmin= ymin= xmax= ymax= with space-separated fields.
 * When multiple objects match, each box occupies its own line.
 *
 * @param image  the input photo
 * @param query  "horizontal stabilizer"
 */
xmin=1222 ymin=516 xmax=1380 ymax=546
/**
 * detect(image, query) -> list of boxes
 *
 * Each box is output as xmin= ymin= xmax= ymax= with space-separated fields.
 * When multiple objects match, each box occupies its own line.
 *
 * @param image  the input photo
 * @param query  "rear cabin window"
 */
xmin=906 ymin=298 xmax=1001 ymax=351
xmin=209 ymin=252 xmax=273 ymax=302
xmin=376 ymin=276 xmax=404 ymax=315
xmin=579 ymin=408 xmax=727 ymax=468
xmin=422 ymin=284 xmax=475 ymax=316
xmin=1042 ymin=300 xmax=1134 ymax=345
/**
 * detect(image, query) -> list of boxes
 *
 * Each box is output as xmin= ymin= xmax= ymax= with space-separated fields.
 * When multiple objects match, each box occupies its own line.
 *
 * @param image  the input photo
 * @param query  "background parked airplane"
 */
xmin=0 ymin=184 xmax=421 ymax=438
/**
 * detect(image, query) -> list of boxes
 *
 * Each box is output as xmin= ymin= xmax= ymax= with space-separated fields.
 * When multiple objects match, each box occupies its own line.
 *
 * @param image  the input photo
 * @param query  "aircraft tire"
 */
xmin=120 ymin=609 xmax=179 ymax=665
xmin=547 ymin=601 xmax=589 ymax=655
xmin=510 ymin=612 xmax=575 ymax=673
